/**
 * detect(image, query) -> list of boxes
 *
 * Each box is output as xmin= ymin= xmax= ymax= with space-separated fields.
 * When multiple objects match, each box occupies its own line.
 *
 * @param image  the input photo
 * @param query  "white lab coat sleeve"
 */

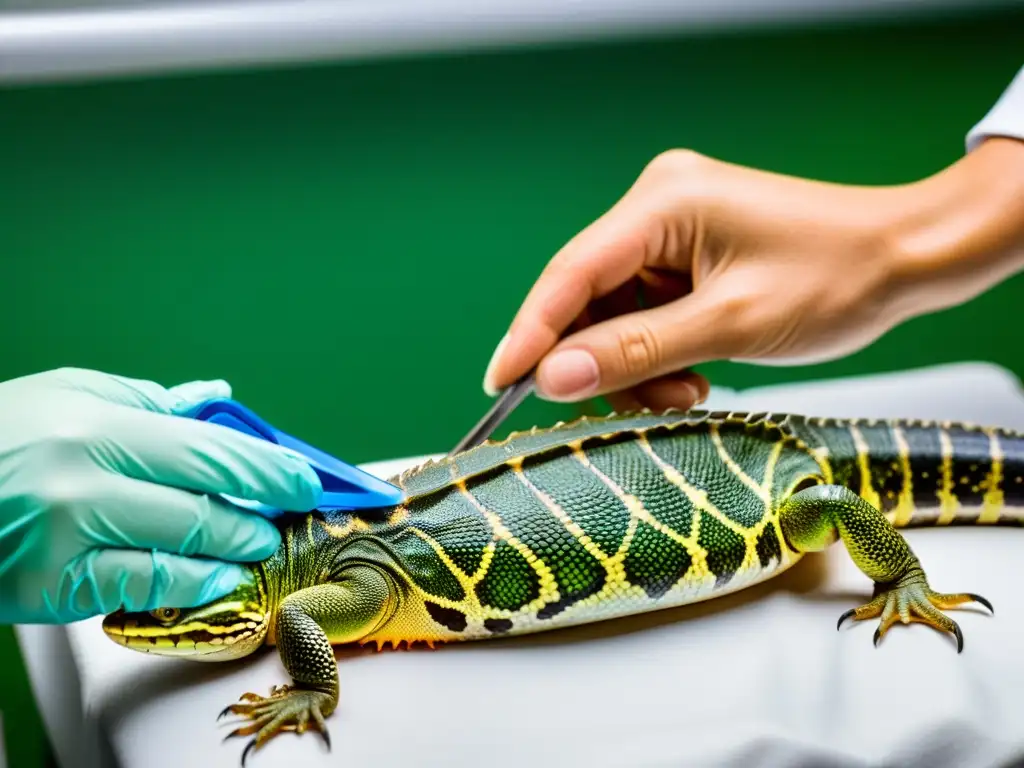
xmin=966 ymin=64 xmax=1024 ymax=152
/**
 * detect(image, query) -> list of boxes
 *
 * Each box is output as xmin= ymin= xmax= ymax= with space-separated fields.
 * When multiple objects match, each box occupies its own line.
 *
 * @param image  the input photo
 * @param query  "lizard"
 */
xmin=101 ymin=407 xmax=1018 ymax=763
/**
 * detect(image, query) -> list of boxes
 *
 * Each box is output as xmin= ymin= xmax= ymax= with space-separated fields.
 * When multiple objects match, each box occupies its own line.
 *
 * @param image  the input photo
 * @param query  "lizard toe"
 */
xmin=220 ymin=686 xmax=334 ymax=765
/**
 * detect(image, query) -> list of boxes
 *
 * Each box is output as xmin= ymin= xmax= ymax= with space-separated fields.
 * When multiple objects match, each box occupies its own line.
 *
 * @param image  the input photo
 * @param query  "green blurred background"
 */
xmin=2 ymin=4 xmax=1022 ymax=765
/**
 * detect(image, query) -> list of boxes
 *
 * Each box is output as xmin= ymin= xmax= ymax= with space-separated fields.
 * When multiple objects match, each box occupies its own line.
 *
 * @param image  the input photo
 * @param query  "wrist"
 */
xmin=885 ymin=137 xmax=1024 ymax=320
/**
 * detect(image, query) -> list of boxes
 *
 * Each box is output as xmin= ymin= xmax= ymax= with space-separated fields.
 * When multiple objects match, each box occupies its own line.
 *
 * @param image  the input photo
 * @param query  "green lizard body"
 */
xmin=102 ymin=408 xmax=1017 ymax=761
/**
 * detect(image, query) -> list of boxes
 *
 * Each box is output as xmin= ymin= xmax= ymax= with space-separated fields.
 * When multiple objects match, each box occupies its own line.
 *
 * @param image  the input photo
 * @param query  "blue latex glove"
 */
xmin=0 ymin=367 xmax=323 ymax=625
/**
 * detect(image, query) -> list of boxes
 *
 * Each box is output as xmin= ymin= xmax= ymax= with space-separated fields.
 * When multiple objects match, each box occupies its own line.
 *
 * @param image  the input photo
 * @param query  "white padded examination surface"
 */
xmin=19 ymin=361 xmax=1024 ymax=768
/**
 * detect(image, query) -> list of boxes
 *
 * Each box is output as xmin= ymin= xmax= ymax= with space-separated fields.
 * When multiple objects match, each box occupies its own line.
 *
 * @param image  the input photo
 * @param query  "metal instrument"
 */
xmin=448 ymin=373 xmax=537 ymax=457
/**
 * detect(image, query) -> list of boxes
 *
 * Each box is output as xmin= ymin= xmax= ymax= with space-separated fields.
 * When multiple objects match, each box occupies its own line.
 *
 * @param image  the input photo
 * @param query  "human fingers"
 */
xmin=636 ymin=268 xmax=693 ymax=309
xmin=589 ymin=276 xmax=706 ymax=411
xmin=586 ymin=270 xmax=668 ymax=321
xmin=167 ymin=378 xmax=233 ymax=408
xmin=603 ymin=370 xmax=710 ymax=413
xmin=82 ymin=474 xmax=283 ymax=563
xmin=97 ymin=406 xmax=323 ymax=512
xmin=631 ymin=371 xmax=711 ymax=410
xmin=533 ymin=285 xmax=747 ymax=401
xmin=482 ymin=201 xmax=660 ymax=396
xmin=582 ymin=268 xmax=692 ymax=346
xmin=578 ymin=269 xmax=702 ymax=412
xmin=54 ymin=549 xmax=257 ymax=619
xmin=40 ymin=367 xmax=218 ymax=414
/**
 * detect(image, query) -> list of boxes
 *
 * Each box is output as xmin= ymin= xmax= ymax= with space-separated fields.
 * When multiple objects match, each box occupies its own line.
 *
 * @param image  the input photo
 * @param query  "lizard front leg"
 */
xmin=779 ymin=483 xmax=992 ymax=651
xmin=220 ymin=565 xmax=396 ymax=764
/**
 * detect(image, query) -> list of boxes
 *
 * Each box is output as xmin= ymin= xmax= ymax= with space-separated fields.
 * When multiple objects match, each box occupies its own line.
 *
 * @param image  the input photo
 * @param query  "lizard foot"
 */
xmin=217 ymin=685 xmax=332 ymax=765
xmin=836 ymin=572 xmax=993 ymax=652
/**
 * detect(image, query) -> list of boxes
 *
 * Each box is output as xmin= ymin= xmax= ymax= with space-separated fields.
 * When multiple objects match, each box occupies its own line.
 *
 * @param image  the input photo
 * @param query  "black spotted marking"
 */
xmin=946 ymin=424 xmax=996 ymax=507
xmin=900 ymin=423 xmax=945 ymax=511
xmin=645 ymin=428 xmax=766 ymax=528
xmin=1003 ymin=432 xmax=1024 ymax=506
xmin=854 ymin=422 xmax=907 ymax=512
xmin=520 ymin=442 xmax=633 ymax=555
xmin=467 ymin=465 xmax=605 ymax=613
xmin=424 ymin=601 xmax=468 ymax=633
xmin=754 ymin=523 xmax=783 ymax=567
xmin=697 ymin=513 xmax=746 ymax=587
xmin=475 ymin=540 xmax=541 ymax=611
xmin=622 ymin=520 xmax=693 ymax=599
xmin=388 ymin=529 xmax=466 ymax=602
xmin=537 ymin=595 xmax=577 ymax=620
xmin=483 ymin=618 xmax=514 ymax=634
xmin=579 ymin=436 xmax=696 ymax=539
xmin=404 ymin=487 xmax=493 ymax=576
xmin=1006 ymin=481 xmax=1024 ymax=508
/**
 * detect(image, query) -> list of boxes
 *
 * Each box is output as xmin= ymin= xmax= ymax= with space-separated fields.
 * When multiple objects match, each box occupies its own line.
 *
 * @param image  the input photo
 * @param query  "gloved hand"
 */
xmin=0 ymin=367 xmax=323 ymax=625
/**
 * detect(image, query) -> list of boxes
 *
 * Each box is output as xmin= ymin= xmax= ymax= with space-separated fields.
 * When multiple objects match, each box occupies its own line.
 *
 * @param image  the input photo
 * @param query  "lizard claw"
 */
xmin=838 ymin=574 xmax=992 ymax=653
xmin=241 ymin=739 xmax=257 ymax=768
xmin=218 ymin=685 xmax=333 ymax=765
xmin=836 ymin=608 xmax=857 ymax=630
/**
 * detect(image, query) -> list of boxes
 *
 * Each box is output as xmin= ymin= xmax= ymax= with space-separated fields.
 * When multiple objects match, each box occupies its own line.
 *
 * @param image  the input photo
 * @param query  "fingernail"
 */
xmin=482 ymin=332 xmax=511 ymax=397
xmin=537 ymin=349 xmax=599 ymax=401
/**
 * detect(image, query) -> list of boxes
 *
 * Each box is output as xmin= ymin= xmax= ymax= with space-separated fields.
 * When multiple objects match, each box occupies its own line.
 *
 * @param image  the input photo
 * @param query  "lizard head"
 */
xmin=101 ymin=566 xmax=271 ymax=662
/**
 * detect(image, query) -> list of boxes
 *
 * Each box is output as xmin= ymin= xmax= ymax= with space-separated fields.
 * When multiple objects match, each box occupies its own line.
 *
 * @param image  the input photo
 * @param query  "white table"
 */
xmin=18 ymin=361 xmax=1024 ymax=768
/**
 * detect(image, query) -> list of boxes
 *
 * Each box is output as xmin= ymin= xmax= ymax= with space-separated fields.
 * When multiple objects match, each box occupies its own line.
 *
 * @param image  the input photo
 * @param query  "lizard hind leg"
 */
xmin=779 ymin=483 xmax=993 ymax=653
xmin=218 ymin=565 xmax=396 ymax=765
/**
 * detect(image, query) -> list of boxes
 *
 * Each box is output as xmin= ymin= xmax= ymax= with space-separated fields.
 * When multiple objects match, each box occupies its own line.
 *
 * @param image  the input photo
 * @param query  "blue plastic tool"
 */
xmin=188 ymin=397 xmax=405 ymax=511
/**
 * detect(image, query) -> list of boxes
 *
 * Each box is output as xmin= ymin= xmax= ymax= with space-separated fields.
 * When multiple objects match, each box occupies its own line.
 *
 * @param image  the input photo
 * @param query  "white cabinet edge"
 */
xmin=0 ymin=0 xmax=1013 ymax=85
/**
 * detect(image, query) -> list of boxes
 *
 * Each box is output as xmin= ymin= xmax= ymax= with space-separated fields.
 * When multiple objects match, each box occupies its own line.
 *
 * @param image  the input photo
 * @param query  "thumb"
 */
xmin=534 ymin=288 xmax=747 ymax=401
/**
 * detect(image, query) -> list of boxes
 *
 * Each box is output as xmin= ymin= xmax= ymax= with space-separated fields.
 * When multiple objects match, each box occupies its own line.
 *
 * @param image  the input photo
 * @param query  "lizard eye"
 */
xmin=150 ymin=607 xmax=181 ymax=623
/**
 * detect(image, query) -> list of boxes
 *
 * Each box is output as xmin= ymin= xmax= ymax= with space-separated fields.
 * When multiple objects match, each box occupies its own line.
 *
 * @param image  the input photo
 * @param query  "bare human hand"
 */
xmin=482 ymin=138 xmax=1024 ymax=413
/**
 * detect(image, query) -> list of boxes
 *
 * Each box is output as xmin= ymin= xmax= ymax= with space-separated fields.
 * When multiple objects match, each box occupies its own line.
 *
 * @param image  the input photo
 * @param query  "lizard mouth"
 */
xmin=103 ymin=614 xmax=240 ymax=654
xmin=102 ymin=602 xmax=271 ymax=661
